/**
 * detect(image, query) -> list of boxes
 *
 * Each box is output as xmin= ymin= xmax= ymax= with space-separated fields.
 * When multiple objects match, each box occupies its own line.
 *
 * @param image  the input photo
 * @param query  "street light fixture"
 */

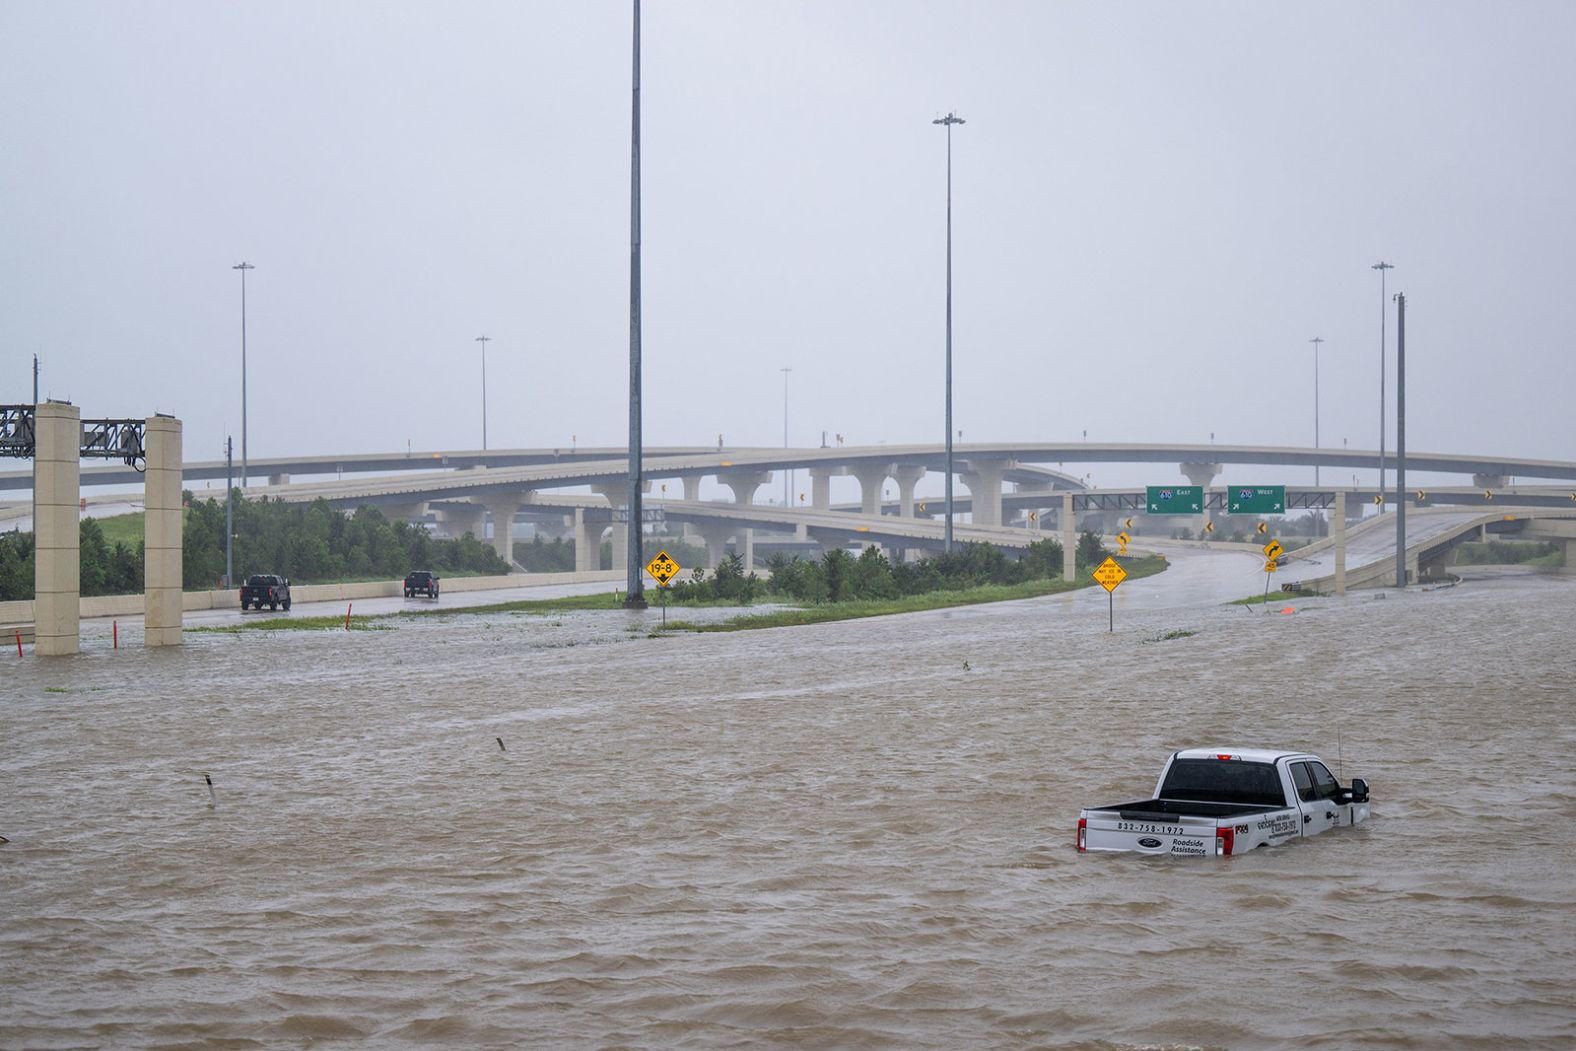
xmin=933 ymin=110 xmax=964 ymax=553
xmin=232 ymin=261 xmax=254 ymax=486
xmin=1309 ymin=336 xmax=1324 ymax=486
xmin=475 ymin=335 xmax=492 ymax=450
xmin=1372 ymin=260 xmax=1394 ymax=508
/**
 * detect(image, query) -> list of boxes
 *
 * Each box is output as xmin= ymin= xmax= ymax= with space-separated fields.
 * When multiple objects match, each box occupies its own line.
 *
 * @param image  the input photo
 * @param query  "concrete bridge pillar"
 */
xmin=1472 ymin=473 xmax=1509 ymax=491
xmin=1179 ymin=462 xmax=1222 ymax=488
xmin=893 ymin=464 xmax=926 ymax=518
xmin=960 ymin=459 xmax=1013 ymax=527
xmin=482 ymin=493 xmax=526 ymax=564
xmin=573 ymin=508 xmax=598 ymax=572
xmin=849 ymin=464 xmax=889 ymax=515
xmin=693 ymin=522 xmax=736 ymax=571
xmin=592 ymin=481 xmax=651 ymax=572
xmin=33 ymin=401 xmax=80 ymax=656
xmin=718 ymin=470 xmax=770 ymax=570
xmin=682 ymin=476 xmax=701 ymax=502
xmin=810 ymin=469 xmax=833 ymax=510
xmin=438 ymin=503 xmax=486 ymax=540
xmin=1062 ymin=491 xmax=1077 ymax=582
xmin=591 ymin=483 xmax=626 ymax=572
xmin=268 ymin=472 xmax=290 ymax=486
xmin=143 ymin=415 xmax=183 ymax=648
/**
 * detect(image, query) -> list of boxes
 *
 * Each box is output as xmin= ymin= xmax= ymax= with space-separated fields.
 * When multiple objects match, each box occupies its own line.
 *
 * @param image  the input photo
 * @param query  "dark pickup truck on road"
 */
xmin=404 ymin=571 xmax=439 ymax=599
xmin=239 ymin=574 xmax=291 ymax=611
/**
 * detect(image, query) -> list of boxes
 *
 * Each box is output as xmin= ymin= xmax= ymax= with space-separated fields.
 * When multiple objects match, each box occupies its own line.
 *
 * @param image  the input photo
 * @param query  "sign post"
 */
xmin=1261 ymin=539 xmax=1283 ymax=603
xmin=1092 ymin=556 xmax=1127 ymax=633
xmin=645 ymin=549 xmax=682 ymax=626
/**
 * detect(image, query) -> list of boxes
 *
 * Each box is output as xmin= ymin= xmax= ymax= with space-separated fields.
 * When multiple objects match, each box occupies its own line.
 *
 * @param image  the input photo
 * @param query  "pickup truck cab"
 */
xmin=1077 ymin=748 xmax=1370 ymax=857
xmin=239 ymin=574 xmax=291 ymax=612
xmin=403 ymin=571 xmax=439 ymax=599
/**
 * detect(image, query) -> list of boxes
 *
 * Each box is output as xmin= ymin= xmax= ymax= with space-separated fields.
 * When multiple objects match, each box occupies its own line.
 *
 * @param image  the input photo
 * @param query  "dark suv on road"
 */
xmin=404 ymin=571 xmax=439 ymax=599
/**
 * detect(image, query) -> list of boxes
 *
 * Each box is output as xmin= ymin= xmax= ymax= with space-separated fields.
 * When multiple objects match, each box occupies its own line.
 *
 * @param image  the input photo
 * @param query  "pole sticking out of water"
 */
xmin=496 ymin=737 xmax=506 ymax=752
xmin=205 ymin=773 xmax=216 ymax=808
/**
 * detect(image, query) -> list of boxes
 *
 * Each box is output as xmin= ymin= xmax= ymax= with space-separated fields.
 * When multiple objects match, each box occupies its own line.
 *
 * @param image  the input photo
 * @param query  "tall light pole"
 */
xmin=233 ymin=261 xmax=254 ymax=486
xmin=933 ymin=111 xmax=964 ymax=553
xmin=624 ymin=0 xmax=646 ymax=608
xmin=1309 ymin=336 xmax=1324 ymax=486
xmin=1372 ymin=260 xmax=1394 ymax=509
xmin=1394 ymin=291 xmax=1407 ymax=587
xmin=475 ymin=335 xmax=492 ymax=450
xmin=780 ymin=366 xmax=792 ymax=505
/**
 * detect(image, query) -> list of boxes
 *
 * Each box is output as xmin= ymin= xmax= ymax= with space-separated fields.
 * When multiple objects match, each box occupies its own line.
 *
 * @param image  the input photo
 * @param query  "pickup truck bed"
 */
xmin=1105 ymin=799 xmax=1283 ymax=821
xmin=1077 ymin=748 xmax=1370 ymax=857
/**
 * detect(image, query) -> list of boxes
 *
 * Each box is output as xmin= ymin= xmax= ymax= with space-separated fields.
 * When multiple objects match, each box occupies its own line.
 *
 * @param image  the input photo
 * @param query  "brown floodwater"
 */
xmin=3 ymin=551 xmax=1573 ymax=1050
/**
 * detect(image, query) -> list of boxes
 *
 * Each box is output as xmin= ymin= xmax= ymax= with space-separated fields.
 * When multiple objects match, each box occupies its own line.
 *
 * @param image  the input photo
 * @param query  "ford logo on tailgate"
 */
xmin=1138 ymin=837 xmax=1163 ymax=849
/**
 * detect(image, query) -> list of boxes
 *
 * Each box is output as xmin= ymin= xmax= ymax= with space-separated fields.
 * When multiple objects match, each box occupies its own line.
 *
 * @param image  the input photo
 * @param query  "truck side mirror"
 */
xmin=1346 ymin=778 xmax=1369 ymax=804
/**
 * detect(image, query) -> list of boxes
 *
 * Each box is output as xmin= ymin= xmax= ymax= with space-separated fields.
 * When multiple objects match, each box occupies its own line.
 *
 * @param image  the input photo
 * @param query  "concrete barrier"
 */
xmin=0 ymin=568 xmax=628 ymax=626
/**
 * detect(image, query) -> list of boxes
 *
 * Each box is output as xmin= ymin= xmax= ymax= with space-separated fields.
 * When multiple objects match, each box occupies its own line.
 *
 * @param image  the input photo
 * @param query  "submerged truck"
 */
xmin=1077 ymin=748 xmax=1370 ymax=857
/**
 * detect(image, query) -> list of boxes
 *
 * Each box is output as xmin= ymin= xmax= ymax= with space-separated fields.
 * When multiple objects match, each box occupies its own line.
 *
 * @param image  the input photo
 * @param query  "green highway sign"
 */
xmin=1228 ymin=485 xmax=1285 ymax=514
xmin=1146 ymin=485 xmax=1204 ymax=514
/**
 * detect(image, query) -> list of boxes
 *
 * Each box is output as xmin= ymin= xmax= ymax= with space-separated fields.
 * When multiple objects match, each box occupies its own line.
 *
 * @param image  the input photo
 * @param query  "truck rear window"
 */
xmin=1160 ymin=759 xmax=1285 ymax=807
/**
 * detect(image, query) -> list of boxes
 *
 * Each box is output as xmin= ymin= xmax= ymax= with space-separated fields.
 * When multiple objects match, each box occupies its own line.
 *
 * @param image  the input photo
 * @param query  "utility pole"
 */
xmin=623 ymin=0 xmax=646 ymax=608
xmin=1309 ymin=337 xmax=1323 ymax=487
xmin=933 ymin=111 xmax=965 ymax=552
xmin=1395 ymin=292 xmax=1407 ymax=588
xmin=233 ymin=261 xmax=255 ymax=487
xmin=225 ymin=436 xmax=234 ymax=589
xmin=1372 ymin=260 xmax=1393 ymax=509
xmin=475 ymin=335 xmax=491 ymax=450
xmin=780 ymin=366 xmax=792 ymax=505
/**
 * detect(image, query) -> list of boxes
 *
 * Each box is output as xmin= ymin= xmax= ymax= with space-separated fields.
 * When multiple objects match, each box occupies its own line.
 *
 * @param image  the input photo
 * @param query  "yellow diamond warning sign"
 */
xmin=645 ymin=549 xmax=681 ymax=586
xmin=1092 ymin=556 xmax=1127 ymax=593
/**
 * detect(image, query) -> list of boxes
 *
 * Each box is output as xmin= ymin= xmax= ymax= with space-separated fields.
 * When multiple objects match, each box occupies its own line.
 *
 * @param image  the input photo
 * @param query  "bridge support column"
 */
xmin=482 ymin=493 xmax=525 ymax=564
xmin=719 ymin=471 xmax=771 ymax=570
xmin=591 ymin=484 xmax=626 ymax=573
xmin=143 ymin=415 xmax=183 ymax=648
xmin=34 ymin=401 xmax=80 ymax=656
xmin=268 ymin=472 xmax=290 ymax=487
xmin=893 ymin=465 xmax=926 ymax=518
xmin=849 ymin=465 xmax=889 ymax=515
xmin=1062 ymin=491 xmax=1076 ymax=582
xmin=682 ymin=476 xmax=701 ymax=502
xmin=693 ymin=522 xmax=735 ymax=571
xmin=1333 ymin=491 xmax=1346 ymax=596
xmin=809 ymin=469 xmax=833 ymax=510
xmin=593 ymin=481 xmax=651 ymax=573
xmin=573 ymin=508 xmax=597 ymax=572
xmin=961 ymin=459 xmax=1013 ymax=527
xmin=438 ymin=503 xmax=486 ymax=540
xmin=1179 ymin=462 xmax=1222 ymax=489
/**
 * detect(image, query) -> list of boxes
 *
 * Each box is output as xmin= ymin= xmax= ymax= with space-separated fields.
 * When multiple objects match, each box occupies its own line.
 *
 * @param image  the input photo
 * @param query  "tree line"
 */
xmin=664 ymin=533 xmax=1107 ymax=604
xmin=0 ymin=493 xmax=509 ymax=601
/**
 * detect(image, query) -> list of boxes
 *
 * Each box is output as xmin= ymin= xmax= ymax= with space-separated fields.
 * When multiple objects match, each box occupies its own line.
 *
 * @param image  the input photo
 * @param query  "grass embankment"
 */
xmin=188 ymin=557 xmax=1170 ymax=634
xmin=1230 ymin=590 xmax=1306 ymax=607
xmin=663 ymin=556 xmax=1169 ymax=633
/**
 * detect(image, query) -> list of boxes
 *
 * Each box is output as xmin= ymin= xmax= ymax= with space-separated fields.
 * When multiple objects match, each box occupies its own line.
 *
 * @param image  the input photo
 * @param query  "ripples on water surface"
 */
xmin=3 ymin=566 xmax=1574 ymax=1049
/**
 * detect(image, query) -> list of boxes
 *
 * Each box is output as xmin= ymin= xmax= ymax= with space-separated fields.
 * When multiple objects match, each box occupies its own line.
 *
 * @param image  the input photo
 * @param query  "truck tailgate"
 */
xmin=1080 ymin=810 xmax=1222 ymax=857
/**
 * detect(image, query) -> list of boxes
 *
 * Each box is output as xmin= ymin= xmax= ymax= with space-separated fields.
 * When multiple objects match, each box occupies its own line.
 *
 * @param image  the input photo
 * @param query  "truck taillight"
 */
xmin=1077 ymin=818 xmax=1087 ymax=853
xmin=1215 ymin=826 xmax=1234 ymax=857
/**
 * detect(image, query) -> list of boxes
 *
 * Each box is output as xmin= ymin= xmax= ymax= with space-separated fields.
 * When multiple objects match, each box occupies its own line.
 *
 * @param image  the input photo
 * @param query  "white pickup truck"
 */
xmin=1077 ymin=748 xmax=1371 ymax=857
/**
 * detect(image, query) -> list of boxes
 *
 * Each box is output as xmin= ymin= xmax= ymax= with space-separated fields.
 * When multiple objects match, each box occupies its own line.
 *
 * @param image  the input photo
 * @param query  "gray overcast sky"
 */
xmin=3 ymin=1 xmax=1573 ymax=492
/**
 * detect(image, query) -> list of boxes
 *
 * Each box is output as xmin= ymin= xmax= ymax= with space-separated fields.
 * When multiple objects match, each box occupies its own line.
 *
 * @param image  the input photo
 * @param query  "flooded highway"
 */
xmin=3 ymin=549 xmax=1573 ymax=1049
